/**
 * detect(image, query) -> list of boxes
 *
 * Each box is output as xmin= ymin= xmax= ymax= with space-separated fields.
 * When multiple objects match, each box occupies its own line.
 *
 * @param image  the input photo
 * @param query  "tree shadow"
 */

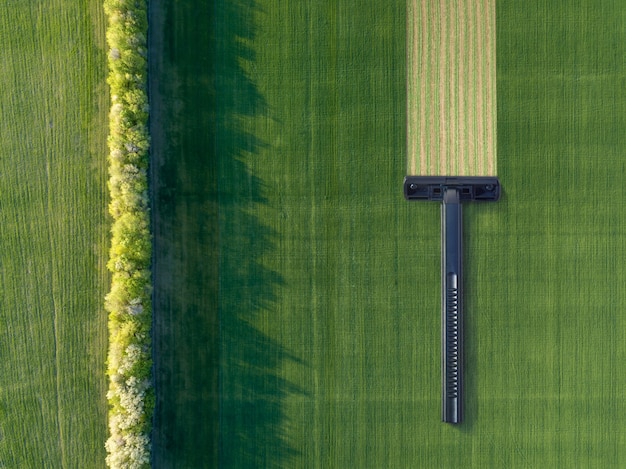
xmin=150 ymin=0 xmax=302 ymax=467
xmin=215 ymin=1 xmax=304 ymax=466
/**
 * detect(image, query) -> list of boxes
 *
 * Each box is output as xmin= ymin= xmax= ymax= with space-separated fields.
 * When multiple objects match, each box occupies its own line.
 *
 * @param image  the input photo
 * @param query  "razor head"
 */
xmin=404 ymin=176 xmax=501 ymax=202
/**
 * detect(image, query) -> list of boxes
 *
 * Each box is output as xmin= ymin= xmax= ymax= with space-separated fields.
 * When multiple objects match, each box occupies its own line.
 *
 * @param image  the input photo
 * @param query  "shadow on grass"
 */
xmin=150 ymin=0 xmax=302 ymax=467
xmin=216 ymin=2 xmax=304 ymax=466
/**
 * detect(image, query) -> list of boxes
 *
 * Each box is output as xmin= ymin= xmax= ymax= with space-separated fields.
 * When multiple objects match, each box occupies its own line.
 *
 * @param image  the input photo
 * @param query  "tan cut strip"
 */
xmin=406 ymin=0 xmax=496 ymax=176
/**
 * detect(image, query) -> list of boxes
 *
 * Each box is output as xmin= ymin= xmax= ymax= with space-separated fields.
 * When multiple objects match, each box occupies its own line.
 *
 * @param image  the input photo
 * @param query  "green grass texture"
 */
xmin=0 ymin=1 xmax=109 ymax=467
xmin=158 ymin=0 xmax=626 ymax=467
xmin=149 ymin=0 xmax=219 ymax=467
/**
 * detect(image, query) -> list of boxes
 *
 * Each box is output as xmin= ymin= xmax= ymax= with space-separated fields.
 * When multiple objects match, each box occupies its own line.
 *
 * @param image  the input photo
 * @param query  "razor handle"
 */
xmin=404 ymin=176 xmax=500 ymax=423
xmin=442 ymin=187 xmax=462 ymax=423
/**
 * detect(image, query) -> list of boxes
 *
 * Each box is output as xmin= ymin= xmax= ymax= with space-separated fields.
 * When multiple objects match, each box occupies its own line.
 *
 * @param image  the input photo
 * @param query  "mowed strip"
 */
xmin=407 ymin=0 xmax=496 ymax=176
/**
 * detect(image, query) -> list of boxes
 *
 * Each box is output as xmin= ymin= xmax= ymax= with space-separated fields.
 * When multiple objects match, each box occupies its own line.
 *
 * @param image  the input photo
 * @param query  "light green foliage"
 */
xmin=0 ymin=1 xmax=109 ymax=467
xmin=104 ymin=0 xmax=152 ymax=467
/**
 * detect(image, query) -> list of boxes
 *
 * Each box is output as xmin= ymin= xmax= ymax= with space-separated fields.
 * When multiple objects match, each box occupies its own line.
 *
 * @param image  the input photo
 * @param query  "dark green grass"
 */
xmin=154 ymin=0 xmax=626 ymax=467
xmin=149 ymin=0 xmax=219 ymax=467
xmin=0 ymin=2 xmax=109 ymax=467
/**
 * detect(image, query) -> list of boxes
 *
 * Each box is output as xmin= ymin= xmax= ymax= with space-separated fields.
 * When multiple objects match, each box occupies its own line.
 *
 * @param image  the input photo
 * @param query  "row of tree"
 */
xmin=103 ymin=1 xmax=153 ymax=467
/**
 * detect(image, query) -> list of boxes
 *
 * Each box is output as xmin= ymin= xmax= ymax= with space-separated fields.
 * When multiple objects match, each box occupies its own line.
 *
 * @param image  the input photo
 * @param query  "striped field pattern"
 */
xmin=407 ymin=0 xmax=496 ymax=176
xmin=0 ymin=2 xmax=109 ymax=466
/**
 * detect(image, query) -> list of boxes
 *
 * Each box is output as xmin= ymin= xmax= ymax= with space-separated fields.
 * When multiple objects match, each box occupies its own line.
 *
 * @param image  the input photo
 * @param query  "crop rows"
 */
xmin=406 ymin=0 xmax=496 ymax=176
xmin=0 ymin=2 xmax=109 ymax=466
xmin=5 ymin=0 xmax=626 ymax=467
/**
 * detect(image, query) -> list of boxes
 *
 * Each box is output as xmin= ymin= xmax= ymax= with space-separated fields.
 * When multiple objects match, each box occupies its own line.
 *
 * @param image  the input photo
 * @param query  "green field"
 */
xmin=2 ymin=0 xmax=626 ymax=467
xmin=148 ymin=0 xmax=626 ymax=467
xmin=0 ymin=1 xmax=109 ymax=467
xmin=149 ymin=0 xmax=219 ymax=466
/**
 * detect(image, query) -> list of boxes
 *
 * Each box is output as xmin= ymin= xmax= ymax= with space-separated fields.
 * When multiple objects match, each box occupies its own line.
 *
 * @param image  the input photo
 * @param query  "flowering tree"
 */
xmin=103 ymin=0 xmax=153 ymax=467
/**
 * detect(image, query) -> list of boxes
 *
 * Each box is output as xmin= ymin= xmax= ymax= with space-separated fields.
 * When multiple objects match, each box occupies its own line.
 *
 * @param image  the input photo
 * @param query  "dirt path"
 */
xmin=406 ymin=0 xmax=496 ymax=176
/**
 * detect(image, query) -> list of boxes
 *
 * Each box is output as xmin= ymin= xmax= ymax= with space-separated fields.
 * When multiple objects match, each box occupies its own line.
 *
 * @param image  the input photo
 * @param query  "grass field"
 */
xmin=142 ymin=0 xmax=626 ymax=467
xmin=0 ymin=1 xmax=109 ymax=467
xmin=1 ymin=0 xmax=625 ymax=467
xmin=149 ymin=0 xmax=219 ymax=467
xmin=152 ymin=0 xmax=626 ymax=467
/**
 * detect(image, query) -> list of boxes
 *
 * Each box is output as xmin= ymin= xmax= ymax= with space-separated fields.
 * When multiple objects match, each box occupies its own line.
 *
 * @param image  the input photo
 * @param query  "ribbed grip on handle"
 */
xmin=445 ymin=275 xmax=460 ymax=398
xmin=442 ymin=188 xmax=463 ymax=423
xmin=443 ymin=273 xmax=462 ymax=423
